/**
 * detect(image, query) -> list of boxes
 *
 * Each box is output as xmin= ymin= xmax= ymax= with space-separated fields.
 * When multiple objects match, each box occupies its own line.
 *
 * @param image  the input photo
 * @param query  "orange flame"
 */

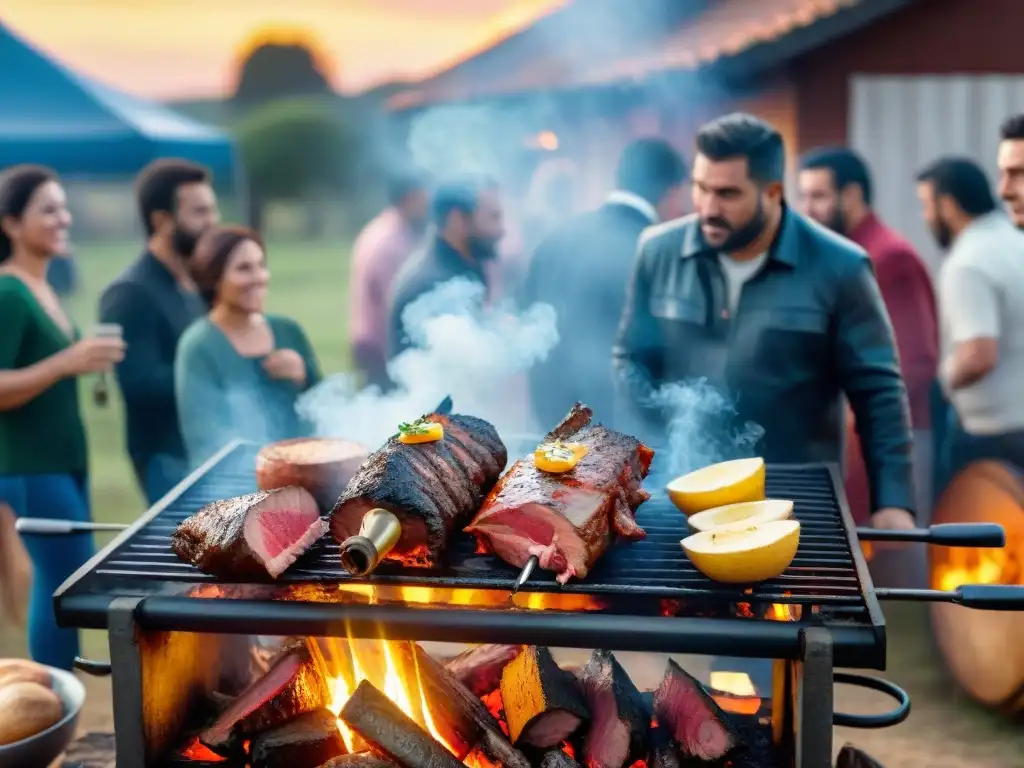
xmin=179 ymin=736 xmax=226 ymax=762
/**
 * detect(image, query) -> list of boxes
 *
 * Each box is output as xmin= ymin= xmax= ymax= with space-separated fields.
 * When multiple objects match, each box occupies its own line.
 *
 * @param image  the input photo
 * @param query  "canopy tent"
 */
xmin=0 ymin=22 xmax=237 ymax=178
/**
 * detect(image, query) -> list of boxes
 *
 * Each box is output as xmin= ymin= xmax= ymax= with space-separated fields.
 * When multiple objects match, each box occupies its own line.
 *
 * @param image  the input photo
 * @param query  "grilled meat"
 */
xmin=652 ymin=660 xmax=742 ymax=761
xmin=331 ymin=412 xmax=507 ymax=567
xmin=576 ymin=650 xmax=648 ymax=768
xmin=500 ymin=646 xmax=588 ymax=749
xmin=444 ymin=644 xmax=523 ymax=696
xmin=172 ymin=487 xmax=326 ymax=580
xmin=257 ymin=437 xmax=368 ymax=512
xmin=250 ymin=709 xmax=346 ymax=768
xmin=465 ymin=403 xmax=653 ymax=583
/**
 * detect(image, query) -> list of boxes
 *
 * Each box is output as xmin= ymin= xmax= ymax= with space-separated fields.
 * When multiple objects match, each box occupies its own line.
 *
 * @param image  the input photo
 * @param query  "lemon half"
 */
xmin=666 ymin=457 xmax=766 ymax=515
xmin=686 ymin=499 xmax=794 ymax=533
xmin=682 ymin=519 xmax=800 ymax=583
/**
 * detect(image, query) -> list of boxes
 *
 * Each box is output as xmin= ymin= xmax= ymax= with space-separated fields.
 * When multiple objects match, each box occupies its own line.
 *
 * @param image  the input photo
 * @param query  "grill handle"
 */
xmin=73 ymin=657 xmax=112 ymax=677
xmin=15 ymin=519 xmax=129 ymax=535
xmin=876 ymin=584 xmax=1024 ymax=610
xmin=832 ymin=672 xmax=911 ymax=728
xmin=855 ymin=522 xmax=1005 ymax=548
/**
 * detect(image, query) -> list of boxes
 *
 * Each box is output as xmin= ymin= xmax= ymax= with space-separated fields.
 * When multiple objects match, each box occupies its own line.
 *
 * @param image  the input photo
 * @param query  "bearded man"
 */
xmin=798 ymin=148 xmax=937 ymax=533
xmin=614 ymin=113 xmax=917 ymax=535
xmin=100 ymin=159 xmax=220 ymax=504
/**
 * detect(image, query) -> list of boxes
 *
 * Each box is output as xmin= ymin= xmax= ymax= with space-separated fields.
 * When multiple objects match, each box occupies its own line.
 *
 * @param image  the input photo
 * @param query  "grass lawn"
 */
xmin=1 ymin=237 xmax=353 ymax=658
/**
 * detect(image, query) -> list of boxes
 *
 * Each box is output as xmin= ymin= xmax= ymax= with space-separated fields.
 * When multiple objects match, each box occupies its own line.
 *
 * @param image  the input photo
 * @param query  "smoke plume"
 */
xmin=298 ymin=277 xmax=558 ymax=449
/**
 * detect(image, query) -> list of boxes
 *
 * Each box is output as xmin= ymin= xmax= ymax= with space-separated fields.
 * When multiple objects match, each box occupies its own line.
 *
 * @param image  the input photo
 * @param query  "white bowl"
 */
xmin=0 ymin=666 xmax=86 ymax=768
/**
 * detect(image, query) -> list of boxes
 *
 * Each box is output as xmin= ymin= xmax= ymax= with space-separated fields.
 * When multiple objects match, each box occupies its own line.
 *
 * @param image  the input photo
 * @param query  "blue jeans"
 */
xmin=0 ymin=474 xmax=94 ymax=670
xmin=135 ymin=453 xmax=188 ymax=506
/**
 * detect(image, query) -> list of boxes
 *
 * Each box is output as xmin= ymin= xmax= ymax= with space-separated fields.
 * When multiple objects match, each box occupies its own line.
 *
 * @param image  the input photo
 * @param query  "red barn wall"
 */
xmin=795 ymin=0 xmax=1024 ymax=150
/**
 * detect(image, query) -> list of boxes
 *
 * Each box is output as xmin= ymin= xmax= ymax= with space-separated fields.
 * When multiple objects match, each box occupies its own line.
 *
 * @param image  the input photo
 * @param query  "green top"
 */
xmin=0 ymin=275 xmax=87 ymax=476
xmin=175 ymin=314 xmax=323 ymax=466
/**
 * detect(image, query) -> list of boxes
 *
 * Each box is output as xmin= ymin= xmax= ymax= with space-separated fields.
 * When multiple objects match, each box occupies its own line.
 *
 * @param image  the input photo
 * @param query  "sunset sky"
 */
xmin=3 ymin=0 xmax=564 ymax=99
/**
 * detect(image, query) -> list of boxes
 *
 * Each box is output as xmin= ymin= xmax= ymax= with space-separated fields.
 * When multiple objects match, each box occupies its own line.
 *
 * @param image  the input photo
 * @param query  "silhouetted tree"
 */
xmin=233 ymin=42 xmax=332 ymax=107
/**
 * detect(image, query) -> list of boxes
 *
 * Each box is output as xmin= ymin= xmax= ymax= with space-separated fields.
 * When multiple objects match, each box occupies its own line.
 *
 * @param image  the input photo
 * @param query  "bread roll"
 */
xmin=0 ymin=681 xmax=63 ymax=745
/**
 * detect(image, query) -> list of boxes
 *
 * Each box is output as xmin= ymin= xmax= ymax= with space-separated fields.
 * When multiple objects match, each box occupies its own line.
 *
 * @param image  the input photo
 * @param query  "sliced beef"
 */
xmin=652 ymin=660 xmax=742 ymax=762
xmin=201 ymin=640 xmax=328 ymax=751
xmin=541 ymin=750 xmax=583 ymax=768
xmin=576 ymin=650 xmax=648 ymax=768
xmin=172 ymin=486 xmax=326 ymax=580
xmin=500 ymin=646 xmax=588 ymax=749
xmin=466 ymin=403 xmax=653 ymax=583
xmin=444 ymin=644 xmax=523 ymax=696
xmin=250 ymin=708 xmax=346 ymax=768
xmin=331 ymin=412 xmax=506 ymax=567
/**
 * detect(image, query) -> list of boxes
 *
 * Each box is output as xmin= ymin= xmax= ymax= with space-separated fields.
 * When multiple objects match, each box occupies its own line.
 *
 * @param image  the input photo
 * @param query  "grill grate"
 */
xmin=60 ymin=442 xmax=873 ymax=610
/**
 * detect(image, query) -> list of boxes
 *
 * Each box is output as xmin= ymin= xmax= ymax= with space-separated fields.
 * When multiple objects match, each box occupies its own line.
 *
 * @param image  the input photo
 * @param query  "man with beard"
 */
xmin=100 ymin=159 xmax=219 ymax=504
xmin=349 ymin=169 xmax=430 ymax=389
xmin=798 ymin=148 xmax=937 ymax=533
xmin=917 ymin=157 xmax=1024 ymax=472
xmin=615 ymin=113 xmax=916 ymax=533
xmin=997 ymin=114 xmax=1024 ymax=229
xmin=523 ymin=138 xmax=687 ymax=427
xmin=387 ymin=177 xmax=505 ymax=361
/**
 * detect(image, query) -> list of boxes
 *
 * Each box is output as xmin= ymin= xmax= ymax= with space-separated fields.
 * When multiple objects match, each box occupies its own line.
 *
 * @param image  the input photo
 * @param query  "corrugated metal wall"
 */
xmin=849 ymin=75 xmax=1024 ymax=272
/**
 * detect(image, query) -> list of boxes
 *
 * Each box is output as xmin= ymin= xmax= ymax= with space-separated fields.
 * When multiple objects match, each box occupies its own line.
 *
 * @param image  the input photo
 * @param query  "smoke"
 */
xmin=298 ymin=277 xmax=558 ymax=448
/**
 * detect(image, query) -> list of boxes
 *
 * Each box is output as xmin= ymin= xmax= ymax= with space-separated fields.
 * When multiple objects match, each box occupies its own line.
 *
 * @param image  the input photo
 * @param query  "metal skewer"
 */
xmin=512 ymin=555 xmax=539 ymax=595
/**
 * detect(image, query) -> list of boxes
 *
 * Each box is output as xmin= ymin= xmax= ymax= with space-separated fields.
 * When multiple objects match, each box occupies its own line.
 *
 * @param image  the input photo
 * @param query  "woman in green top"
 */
xmin=0 ymin=165 xmax=125 ymax=669
xmin=175 ymin=225 xmax=322 ymax=466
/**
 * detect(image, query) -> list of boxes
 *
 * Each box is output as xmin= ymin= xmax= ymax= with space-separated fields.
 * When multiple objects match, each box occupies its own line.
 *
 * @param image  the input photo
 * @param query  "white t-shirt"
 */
xmin=938 ymin=211 xmax=1024 ymax=435
xmin=718 ymin=252 xmax=768 ymax=314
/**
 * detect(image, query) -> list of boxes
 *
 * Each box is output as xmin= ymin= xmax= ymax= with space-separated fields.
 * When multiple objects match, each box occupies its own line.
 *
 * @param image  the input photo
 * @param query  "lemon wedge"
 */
xmin=686 ymin=499 xmax=794 ymax=533
xmin=682 ymin=519 xmax=800 ymax=583
xmin=665 ymin=457 xmax=765 ymax=515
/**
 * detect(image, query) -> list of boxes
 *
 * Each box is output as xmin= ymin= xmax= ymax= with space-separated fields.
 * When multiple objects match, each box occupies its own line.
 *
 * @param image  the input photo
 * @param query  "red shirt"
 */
xmin=845 ymin=212 xmax=938 ymax=522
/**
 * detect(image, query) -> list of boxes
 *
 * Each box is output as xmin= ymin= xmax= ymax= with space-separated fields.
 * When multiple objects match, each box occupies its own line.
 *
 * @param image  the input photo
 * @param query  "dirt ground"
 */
xmin=1 ymin=602 xmax=1016 ymax=768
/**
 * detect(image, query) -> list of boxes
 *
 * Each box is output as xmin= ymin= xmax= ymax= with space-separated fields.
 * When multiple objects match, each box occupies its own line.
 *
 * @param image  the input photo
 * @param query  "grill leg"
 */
xmin=796 ymin=627 xmax=834 ymax=768
xmin=109 ymin=596 xmax=148 ymax=767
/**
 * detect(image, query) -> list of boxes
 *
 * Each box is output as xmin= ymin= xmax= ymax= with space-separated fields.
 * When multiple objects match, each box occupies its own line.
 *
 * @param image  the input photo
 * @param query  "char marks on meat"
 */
xmin=172 ymin=487 xmax=326 ymax=580
xmin=444 ymin=644 xmax=523 ymax=696
xmin=201 ymin=640 xmax=328 ymax=752
xmin=576 ymin=650 xmax=648 ymax=768
xmin=652 ymin=660 xmax=742 ymax=761
xmin=249 ymin=708 xmax=346 ymax=768
xmin=465 ymin=403 xmax=653 ymax=583
xmin=331 ymin=412 xmax=507 ymax=567
xmin=500 ymin=646 xmax=588 ymax=748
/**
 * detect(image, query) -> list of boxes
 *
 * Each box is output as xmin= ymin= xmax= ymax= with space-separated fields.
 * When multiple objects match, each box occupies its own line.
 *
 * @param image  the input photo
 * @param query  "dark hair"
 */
xmin=916 ymin=156 xmax=997 ymax=217
xmin=695 ymin=112 xmax=785 ymax=183
xmin=1000 ymin=114 xmax=1024 ymax=141
xmin=800 ymin=147 xmax=874 ymax=206
xmin=430 ymin=176 xmax=497 ymax=227
xmin=615 ymin=138 xmax=687 ymax=204
xmin=0 ymin=165 xmax=58 ymax=263
xmin=190 ymin=225 xmax=263 ymax=306
xmin=135 ymin=158 xmax=211 ymax=236
xmin=387 ymin=168 xmax=432 ymax=207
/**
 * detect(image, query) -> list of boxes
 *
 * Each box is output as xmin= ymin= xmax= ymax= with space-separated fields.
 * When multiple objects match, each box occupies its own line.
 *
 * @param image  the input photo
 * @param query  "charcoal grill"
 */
xmin=43 ymin=440 xmax=1024 ymax=768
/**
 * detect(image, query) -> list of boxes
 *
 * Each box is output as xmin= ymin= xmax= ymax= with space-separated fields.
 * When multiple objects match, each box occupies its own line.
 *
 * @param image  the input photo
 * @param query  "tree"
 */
xmin=233 ymin=42 xmax=332 ymax=107
xmin=235 ymin=97 xmax=362 ymax=230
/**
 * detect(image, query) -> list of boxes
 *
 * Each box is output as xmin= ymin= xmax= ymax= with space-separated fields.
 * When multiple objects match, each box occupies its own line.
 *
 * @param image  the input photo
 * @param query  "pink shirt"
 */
xmin=348 ymin=209 xmax=420 ymax=365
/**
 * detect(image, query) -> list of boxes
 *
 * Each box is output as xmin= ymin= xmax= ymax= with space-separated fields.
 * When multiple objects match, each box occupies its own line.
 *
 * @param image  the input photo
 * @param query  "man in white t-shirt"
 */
xmin=916 ymin=156 xmax=1024 ymax=470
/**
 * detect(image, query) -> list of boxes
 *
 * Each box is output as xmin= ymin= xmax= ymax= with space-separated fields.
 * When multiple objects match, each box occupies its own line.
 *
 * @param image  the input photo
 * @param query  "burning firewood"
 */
xmin=500 ymin=646 xmax=588 ymax=749
xmin=443 ymin=644 xmax=523 ymax=697
xmin=576 ymin=650 xmax=648 ymax=767
xmin=340 ymin=680 xmax=463 ymax=768
xmin=201 ymin=639 xmax=329 ymax=753
xmin=652 ymin=660 xmax=743 ymax=761
xmin=319 ymin=756 xmax=400 ymax=768
xmin=249 ymin=708 xmax=346 ymax=768
xmin=540 ymin=750 xmax=583 ymax=768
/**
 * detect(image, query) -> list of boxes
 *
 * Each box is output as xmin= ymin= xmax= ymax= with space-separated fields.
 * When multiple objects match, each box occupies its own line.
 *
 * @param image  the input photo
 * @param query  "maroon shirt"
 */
xmin=845 ymin=212 xmax=938 ymax=522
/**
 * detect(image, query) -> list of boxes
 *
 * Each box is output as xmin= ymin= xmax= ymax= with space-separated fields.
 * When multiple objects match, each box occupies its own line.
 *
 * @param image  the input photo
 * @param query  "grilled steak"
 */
xmin=500 ymin=646 xmax=588 ymax=749
xmin=172 ymin=487 xmax=326 ymax=580
xmin=652 ymin=660 xmax=742 ymax=761
xmin=465 ymin=403 xmax=653 ymax=583
xmin=331 ymin=412 xmax=507 ymax=567
xmin=444 ymin=644 xmax=523 ymax=696
xmin=576 ymin=650 xmax=648 ymax=768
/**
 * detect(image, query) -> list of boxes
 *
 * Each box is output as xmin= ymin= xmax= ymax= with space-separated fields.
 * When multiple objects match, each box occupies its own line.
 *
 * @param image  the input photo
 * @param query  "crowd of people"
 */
xmin=2 ymin=109 xmax=1023 ymax=672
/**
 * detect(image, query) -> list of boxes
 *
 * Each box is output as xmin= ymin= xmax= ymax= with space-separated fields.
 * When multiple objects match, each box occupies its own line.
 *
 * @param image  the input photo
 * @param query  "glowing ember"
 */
xmin=179 ymin=736 xmax=226 ymax=762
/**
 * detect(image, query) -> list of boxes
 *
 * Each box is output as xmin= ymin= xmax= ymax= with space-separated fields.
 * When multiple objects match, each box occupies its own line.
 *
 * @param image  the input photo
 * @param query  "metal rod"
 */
xmin=876 ymin=583 xmax=1024 ymax=610
xmin=855 ymin=522 xmax=1005 ymax=547
xmin=511 ymin=555 xmax=538 ymax=594
xmin=16 ymin=519 xmax=129 ymax=535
